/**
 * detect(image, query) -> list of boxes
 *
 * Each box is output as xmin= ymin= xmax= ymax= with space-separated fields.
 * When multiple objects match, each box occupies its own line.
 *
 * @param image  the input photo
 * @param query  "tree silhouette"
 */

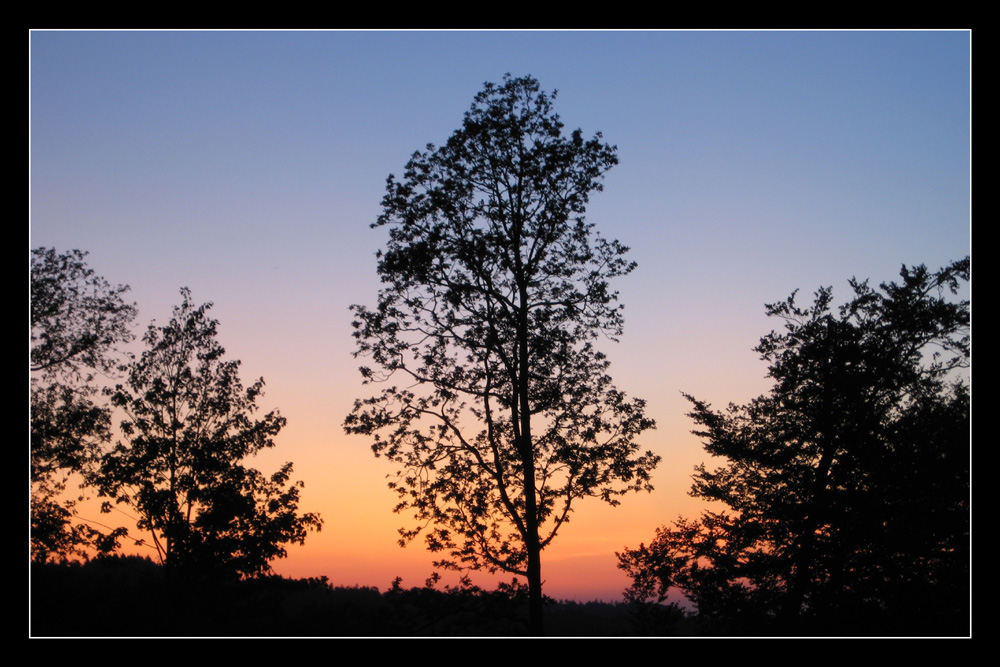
xmin=345 ymin=75 xmax=659 ymax=634
xmin=97 ymin=288 xmax=321 ymax=580
xmin=618 ymin=259 xmax=970 ymax=635
xmin=30 ymin=247 xmax=137 ymax=562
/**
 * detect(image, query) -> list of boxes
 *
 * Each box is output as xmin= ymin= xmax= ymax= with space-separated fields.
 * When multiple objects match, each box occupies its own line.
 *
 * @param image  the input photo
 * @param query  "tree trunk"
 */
xmin=523 ymin=454 xmax=544 ymax=636
xmin=516 ymin=261 xmax=544 ymax=635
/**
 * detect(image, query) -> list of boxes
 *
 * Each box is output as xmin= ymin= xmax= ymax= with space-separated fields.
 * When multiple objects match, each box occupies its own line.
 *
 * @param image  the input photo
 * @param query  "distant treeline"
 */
xmin=30 ymin=555 xmax=670 ymax=637
xmin=32 ymin=555 xmax=962 ymax=637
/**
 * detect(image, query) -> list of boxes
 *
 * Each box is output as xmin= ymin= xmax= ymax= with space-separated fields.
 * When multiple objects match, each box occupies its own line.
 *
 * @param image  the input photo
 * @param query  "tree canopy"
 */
xmin=97 ymin=288 xmax=321 ymax=580
xmin=30 ymin=247 xmax=137 ymax=562
xmin=345 ymin=74 xmax=659 ymax=633
xmin=31 ymin=248 xmax=137 ymax=378
xmin=618 ymin=258 xmax=970 ymax=635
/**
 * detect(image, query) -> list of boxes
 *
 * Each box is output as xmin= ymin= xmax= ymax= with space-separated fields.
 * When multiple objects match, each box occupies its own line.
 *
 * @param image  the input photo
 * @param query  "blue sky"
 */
xmin=30 ymin=30 xmax=970 ymax=600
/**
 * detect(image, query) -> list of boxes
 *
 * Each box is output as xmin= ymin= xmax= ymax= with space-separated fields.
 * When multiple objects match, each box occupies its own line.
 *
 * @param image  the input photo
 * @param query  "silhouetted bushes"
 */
xmin=30 ymin=558 xmax=654 ymax=636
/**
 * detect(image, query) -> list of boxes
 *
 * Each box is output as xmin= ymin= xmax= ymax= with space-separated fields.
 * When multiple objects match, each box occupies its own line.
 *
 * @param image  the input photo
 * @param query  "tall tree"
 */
xmin=97 ymin=289 xmax=321 ymax=580
xmin=345 ymin=75 xmax=659 ymax=634
xmin=30 ymin=247 xmax=137 ymax=562
xmin=618 ymin=259 xmax=970 ymax=635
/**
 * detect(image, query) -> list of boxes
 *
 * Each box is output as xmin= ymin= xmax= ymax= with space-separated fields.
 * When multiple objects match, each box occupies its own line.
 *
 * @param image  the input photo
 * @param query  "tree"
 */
xmin=345 ymin=75 xmax=659 ymax=634
xmin=618 ymin=258 xmax=970 ymax=635
xmin=30 ymin=247 xmax=137 ymax=562
xmin=97 ymin=288 xmax=322 ymax=580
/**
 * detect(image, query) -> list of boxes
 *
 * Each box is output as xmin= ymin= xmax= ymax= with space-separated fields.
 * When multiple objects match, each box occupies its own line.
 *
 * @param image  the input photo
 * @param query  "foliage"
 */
xmin=346 ymin=74 xmax=658 ymax=633
xmin=97 ymin=288 xmax=321 ymax=580
xmin=31 ymin=248 xmax=137 ymax=378
xmin=618 ymin=258 xmax=970 ymax=635
xmin=33 ymin=560 xmax=652 ymax=637
xmin=30 ymin=247 xmax=137 ymax=562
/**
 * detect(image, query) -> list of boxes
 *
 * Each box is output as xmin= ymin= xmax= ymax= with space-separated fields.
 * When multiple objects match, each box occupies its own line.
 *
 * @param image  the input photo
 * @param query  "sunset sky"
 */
xmin=29 ymin=30 xmax=970 ymax=601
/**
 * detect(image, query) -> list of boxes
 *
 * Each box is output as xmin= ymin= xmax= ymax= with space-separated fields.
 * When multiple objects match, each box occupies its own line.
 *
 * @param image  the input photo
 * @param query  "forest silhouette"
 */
xmin=30 ymin=75 xmax=970 ymax=637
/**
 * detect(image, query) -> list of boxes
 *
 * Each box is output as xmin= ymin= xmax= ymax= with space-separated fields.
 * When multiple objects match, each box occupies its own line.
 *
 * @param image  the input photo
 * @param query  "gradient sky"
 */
xmin=29 ymin=30 xmax=970 ymax=601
